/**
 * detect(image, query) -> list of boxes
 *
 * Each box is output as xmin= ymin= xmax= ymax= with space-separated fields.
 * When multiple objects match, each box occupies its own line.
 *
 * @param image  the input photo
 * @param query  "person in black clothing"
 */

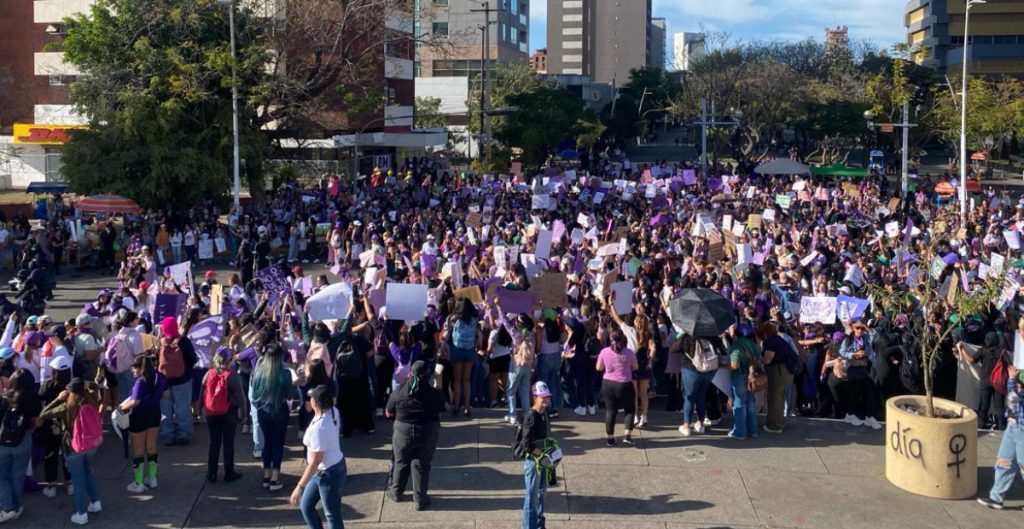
xmin=384 ymin=361 xmax=444 ymax=510
xmin=521 ymin=381 xmax=560 ymax=529
xmin=236 ymin=235 xmax=255 ymax=286
xmin=254 ymin=227 xmax=272 ymax=272
xmin=964 ymin=331 xmax=1007 ymax=430
xmin=99 ymin=222 xmax=116 ymax=270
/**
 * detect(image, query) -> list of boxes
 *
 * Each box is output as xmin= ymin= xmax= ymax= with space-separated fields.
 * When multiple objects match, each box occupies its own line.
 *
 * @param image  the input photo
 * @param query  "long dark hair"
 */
xmin=455 ymin=298 xmax=477 ymax=323
xmin=132 ymin=355 xmax=157 ymax=395
xmin=306 ymin=358 xmax=331 ymax=388
xmin=8 ymin=369 xmax=36 ymax=408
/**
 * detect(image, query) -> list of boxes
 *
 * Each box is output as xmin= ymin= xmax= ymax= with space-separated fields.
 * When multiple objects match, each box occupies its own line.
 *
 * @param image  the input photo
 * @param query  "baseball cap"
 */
xmin=532 ymin=381 xmax=552 ymax=398
xmin=0 ymin=347 xmax=15 ymax=361
xmin=26 ymin=315 xmax=39 ymax=325
xmin=75 ymin=314 xmax=93 ymax=327
xmin=49 ymin=356 xmax=72 ymax=371
xmin=205 ymin=270 xmax=217 ymax=280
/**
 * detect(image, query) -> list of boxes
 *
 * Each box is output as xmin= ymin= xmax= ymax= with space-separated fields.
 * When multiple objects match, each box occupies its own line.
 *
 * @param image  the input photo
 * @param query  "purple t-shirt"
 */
xmin=598 ymin=347 xmax=636 ymax=383
xmin=130 ymin=373 xmax=166 ymax=410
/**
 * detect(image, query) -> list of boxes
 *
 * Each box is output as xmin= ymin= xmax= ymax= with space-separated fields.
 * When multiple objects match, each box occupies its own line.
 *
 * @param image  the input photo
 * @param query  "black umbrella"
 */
xmin=669 ymin=288 xmax=736 ymax=337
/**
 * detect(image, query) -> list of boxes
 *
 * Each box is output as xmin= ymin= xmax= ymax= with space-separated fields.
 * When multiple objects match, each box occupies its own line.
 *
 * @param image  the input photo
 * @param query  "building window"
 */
xmin=564 ymin=40 xmax=582 ymax=49
xmin=563 ymin=14 xmax=582 ymax=22
xmin=48 ymin=75 xmax=65 ymax=86
xmin=509 ymin=0 xmax=517 ymax=15
xmin=563 ymin=0 xmax=583 ymax=8
xmin=563 ymin=27 xmax=582 ymax=35
xmin=502 ymin=23 xmax=507 ymax=42
xmin=974 ymin=35 xmax=993 ymax=45
xmin=510 ymin=28 xmax=518 ymax=44
xmin=432 ymin=22 xmax=448 ymax=36
xmin=432 ymin=59 xmax=486 ymax=77
xmin=414 ymin=60 xmax=422 ymax=77
xmin=44 ymin=148 xmax=63 ymax=182
xmin=993 ymin=35 xmax=1015 ymax=44
xmin=433 ymin=0 xmax=448 ymax=6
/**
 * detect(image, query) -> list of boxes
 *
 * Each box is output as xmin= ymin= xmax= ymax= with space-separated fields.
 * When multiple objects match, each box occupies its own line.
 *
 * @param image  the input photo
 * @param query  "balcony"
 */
xmin=384 ymin=105 xmax=413 ymax=128
xmin=385 ymin=57 xmax=414 ymax=80
xmin=34 ymin=52 xmax=81 ymax=76
xmin=34 ymin=0 xmax=94 ymax=24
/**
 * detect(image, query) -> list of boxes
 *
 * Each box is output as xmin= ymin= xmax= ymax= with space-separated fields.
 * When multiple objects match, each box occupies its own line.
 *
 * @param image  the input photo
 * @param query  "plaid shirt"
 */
xmin=1008 ymin=377 xmax=1024 ymax=425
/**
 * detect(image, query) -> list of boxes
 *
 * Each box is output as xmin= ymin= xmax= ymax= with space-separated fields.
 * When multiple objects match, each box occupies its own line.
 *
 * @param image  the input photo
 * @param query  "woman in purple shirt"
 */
xmin=119 ymin=356 xmax=167 ymax=494
xmin=596 ymin=328 xmax=638 ymax=447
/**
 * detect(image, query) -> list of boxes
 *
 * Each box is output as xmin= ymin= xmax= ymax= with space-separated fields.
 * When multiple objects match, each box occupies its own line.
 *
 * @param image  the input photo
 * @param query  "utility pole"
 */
xmin=695 ymin=98 xmax=742 ymax=179
xmin=470 ymin=1 xmax=502 ymax=164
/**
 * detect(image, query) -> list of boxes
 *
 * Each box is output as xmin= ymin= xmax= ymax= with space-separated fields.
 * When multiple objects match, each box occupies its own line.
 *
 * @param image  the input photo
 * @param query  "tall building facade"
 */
xmin=905 ymin=0 xmax=1024 ymax=75
xmin=649 ymin=18 xmax=666 ymax=70
xmin=530 ymin=48 xmax=548 ymax=73
xmin=672 ymin=31 xmax=705 ymax=72
xmin=546 ymin=0 xmax=654 ymax=85
xmin=415 ymin=0 xmax=530 ymax=78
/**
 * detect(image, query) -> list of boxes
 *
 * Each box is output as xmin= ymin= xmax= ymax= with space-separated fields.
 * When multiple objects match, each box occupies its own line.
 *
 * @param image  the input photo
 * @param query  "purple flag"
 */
xmin=187 ymin=315 xmax=226 ymax=366
xmin=942 ymin=252 xmax=960 ymax=265
xmin=903 ymin=218 xmax=914 ymax=248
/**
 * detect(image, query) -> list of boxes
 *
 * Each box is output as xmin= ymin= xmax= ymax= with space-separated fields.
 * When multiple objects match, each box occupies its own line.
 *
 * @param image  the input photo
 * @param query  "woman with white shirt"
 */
xmin=169 ymin=229 xmax=183 ymax=265
xmin=183 ymin=225 xmax=197 ymax=263
xmin=290 ymin=385 xmax=345 ymax=529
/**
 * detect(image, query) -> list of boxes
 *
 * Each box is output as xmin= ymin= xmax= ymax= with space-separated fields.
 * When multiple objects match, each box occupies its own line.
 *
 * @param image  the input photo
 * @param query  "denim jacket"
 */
xmin=839 ymin=335 xmax=875 ymax=365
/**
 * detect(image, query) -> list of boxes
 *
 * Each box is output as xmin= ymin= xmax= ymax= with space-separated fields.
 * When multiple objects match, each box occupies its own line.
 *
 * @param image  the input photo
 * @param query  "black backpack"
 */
xmin=335 ymin=342 xmax=363 ymax=380
xmin=0 ymin=400 xmax=28 ymax=448
xmin=511 ymin=424 xmax=527 ymax=461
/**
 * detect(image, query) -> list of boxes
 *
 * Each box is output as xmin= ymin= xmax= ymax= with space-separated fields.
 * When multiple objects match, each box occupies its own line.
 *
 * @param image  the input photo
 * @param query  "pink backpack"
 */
xmin=71 ymin=404 xmax=103 ymax=453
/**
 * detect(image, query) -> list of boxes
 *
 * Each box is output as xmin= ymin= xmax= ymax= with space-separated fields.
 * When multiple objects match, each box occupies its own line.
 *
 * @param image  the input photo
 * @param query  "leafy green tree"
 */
xmin=928 ymin=75 xmax=1024 ymax=159
xmin=576 ymin=110 xmax=607 ymax=156
xmin=414 ymin=96 xmax=446 ymax=129
xmin=498 ymin=84 xmax=584 ymax=167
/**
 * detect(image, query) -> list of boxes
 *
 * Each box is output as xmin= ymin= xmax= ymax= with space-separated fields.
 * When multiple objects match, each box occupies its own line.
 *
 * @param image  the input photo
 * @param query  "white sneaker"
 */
xmin=864 ymin=417 xmax=882 ymax=430
xmin=70 ymin=512 xmax=89 ymax=525
xmin=703 ymin=418 xmax=720 ymax=426
xmin=126 ymin=482 xmax=147 ymax=493
xmin=633 ymin=416 xmax=642 ymax=426
xmin=87 ymin=501 xmax=102 ymax=513
xmin=640 ymin=415 xmax=648 ymax=427
xmin=143 ymin=477 xmax=158 ymax=489
xmin=693 ymin=421 xmax=705 ymax=434
xmin=587 ymin=405 xmax=597 ymax=415
xmin=43 ymin=485 xmax=57 ymax=498
xmin=0 ymin=510 xmax=19 ymax=523
xmin=253 ymin=449 xmax=262 ymax=459
xmin=843 ymin=414 xmax=857 ymax=424
xmin=846 ymin=415 xmax=864 ymax=427
xmin=573 ymin=406 xmax=586 ymax=416
xmin=678 ymin=424 xmax=691 ymax=437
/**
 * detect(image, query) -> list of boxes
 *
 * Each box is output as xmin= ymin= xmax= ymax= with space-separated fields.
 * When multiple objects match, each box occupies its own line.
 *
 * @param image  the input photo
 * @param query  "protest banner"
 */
xmin=306 ymin=282 xmax=354 ymax=322
xmin=385 ymin=283 xmax=428 ymax=321
xmin=198 ymin=239 xmax=214 ymax=260
xmin=154 ymin=293 xmax=186 ymax=321
xmin=496 ymin=288 xmax=537 ymax=314
xmin=800 ymin=296 xmax=837 ymax=324
xmin=168 ymin=261 xmax=191 ymax=289
xmin=531 ymin=273 xmax=567 ymax=309
xmin=775 ymin=195 xmax=792 ymax=209
xmin=836 ymin=294 xmax=868 ymax=322
xmin=454 ymin=286 xmax=484 ymax=305
xmin=298 ymin=276 xmax=314 ymax=297
xmin=610 ymin=281 xmax=633 ymax=315
xmin=187 ymin=315 xmax=226 ymax=365
xmin=257 ymin=265 xmax=291 ymax=294
xmin=536 ymin=229 xmax=554 ymax=260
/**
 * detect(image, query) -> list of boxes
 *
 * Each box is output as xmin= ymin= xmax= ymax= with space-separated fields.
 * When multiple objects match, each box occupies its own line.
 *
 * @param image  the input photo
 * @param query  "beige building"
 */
xmin=905 ymin=0 xmax=1024 ymax=75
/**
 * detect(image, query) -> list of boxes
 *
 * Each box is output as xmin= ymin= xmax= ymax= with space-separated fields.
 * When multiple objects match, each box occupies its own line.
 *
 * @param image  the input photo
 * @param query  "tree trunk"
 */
xmin=246 ymin=164 xmax=266 ymax=207
xmin=923 ymin=349 xmax=935 ymax=418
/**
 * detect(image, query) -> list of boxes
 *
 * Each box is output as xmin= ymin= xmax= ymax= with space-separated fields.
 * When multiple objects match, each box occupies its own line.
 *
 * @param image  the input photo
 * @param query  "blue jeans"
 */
xmin=988 ymin=422 xmax=1024 ymax=503
xmin=507 ymin=365 xmax=532 ymax=421
xmin=0 ymin=432 xmax=32 ymax=512
xmin=536 ymin=354 xmax=563 ymax=411
xmin=258 ymin=406 xmax=289 ymax=470
xmin=681 ymin=367 xmax=714 ymax=425
xmin=288 ymin=237 xmax=298 ymax=262
xmin=522 ymin=458 xmax=547 ymax=529
xmin=729 ymin=371 xmax=758 ymax=439
xmin=116 ymin=370 xmax=136 ymax=404
xmin=247 ymin=380 xmax=264 ymax=451
xmin=65 ymin=449 xmax=100 ymax=515
xmin=160 ymin=382 xmax=194 ymax=443
xmin=300 ymin=459 xmax=347 ymax=529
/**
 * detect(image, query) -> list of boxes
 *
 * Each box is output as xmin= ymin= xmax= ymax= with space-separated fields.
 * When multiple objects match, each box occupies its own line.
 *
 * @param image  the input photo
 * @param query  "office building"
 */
xmin=546 ymin=0 xmax=655 ymax=85
xmin=672 ymin=32 xmax=705 ymax=72
xmin=825 ymin=26 xmax=849 ymax=56
xmin=649 ymin=18 xmax=666 ymax=70
xmin=905 ymin=0 xmax=1024 ymax=75
xmin=530 ymin=48 xmax=548 ymax=73
xmin=415 ymin=0 xmax=530 ymax=78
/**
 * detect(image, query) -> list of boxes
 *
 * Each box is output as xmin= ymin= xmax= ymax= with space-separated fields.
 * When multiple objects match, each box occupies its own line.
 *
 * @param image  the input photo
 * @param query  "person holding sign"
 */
xmin=837 ymin=322 xmax=881 ymax=430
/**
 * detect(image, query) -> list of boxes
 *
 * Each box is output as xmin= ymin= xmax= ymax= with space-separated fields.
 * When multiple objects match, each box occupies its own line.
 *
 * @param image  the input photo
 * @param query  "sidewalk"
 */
xmin=16 ymin=408 xmax=1018 ymax=529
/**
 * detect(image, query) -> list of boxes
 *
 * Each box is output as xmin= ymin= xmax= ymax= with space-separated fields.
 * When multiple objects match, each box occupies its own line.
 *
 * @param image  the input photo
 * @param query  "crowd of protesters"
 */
xmin=0 ymin=151 xmax=1023 ymax=526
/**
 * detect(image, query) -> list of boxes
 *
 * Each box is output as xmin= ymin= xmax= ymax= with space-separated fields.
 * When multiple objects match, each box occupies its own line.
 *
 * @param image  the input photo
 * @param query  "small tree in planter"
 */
xmin=866 ymin=213 xmax=1007 ymax=499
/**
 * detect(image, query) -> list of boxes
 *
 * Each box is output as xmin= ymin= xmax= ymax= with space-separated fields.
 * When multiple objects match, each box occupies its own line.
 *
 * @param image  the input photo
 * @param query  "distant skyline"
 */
xmin=529 ymin=0 xmax=907 ymax=60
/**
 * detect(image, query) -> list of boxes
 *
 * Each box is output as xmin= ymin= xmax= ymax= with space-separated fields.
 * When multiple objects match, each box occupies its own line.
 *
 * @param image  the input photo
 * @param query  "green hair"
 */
xmin=251 ymin=347 xmax=290 ymax=412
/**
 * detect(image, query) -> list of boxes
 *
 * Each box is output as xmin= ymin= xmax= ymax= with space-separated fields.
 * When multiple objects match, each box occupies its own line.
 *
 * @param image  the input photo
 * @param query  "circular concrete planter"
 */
xmin=884 ymin=395 xmax=977 ymax=499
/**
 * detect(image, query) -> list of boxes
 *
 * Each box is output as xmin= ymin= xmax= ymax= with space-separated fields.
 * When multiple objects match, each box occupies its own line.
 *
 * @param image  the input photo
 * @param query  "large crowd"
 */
xmin=0 ymin=152 xmax=1022 ymax=528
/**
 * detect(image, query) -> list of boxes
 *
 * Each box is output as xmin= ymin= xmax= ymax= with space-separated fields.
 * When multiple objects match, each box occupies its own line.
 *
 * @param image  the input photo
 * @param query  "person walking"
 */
xmin=385 ymin=361 xmax=445 ymax=511
xmin=38 ymin=378 xmax=103 ymax=525
xmin=596 ymin=328 xmax=638 ymax=446
xmin=118 ymin=356 xmax=165 ymax=493
xmin=157 ymin=317 xmax=197 ymax=445
xmin=728 ymin=323 xmax=762 ymax=440
xmin=290 ymin=385 xmax=345 ymax=529
xmin=520 ymin=381 xmax=560 ymax=529
xmin=978 ymin=365 xmax=1024 ymax=510
xmin=200 ymin=351 xmax=246 ymax=483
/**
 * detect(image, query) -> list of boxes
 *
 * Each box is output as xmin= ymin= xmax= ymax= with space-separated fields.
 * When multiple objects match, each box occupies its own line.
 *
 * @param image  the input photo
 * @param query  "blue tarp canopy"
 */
xmin=26 ymin=182 xmax=68 ymax=194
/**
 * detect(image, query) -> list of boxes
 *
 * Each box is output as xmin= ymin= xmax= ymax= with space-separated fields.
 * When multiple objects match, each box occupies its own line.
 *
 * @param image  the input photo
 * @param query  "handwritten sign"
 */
xmin=257 ymin=266 xmax=291 ymax=294
xmin=799 ymin=296 xmax=837 ymax=324
xmin=531 ymin=273 xmax=567 ymax=309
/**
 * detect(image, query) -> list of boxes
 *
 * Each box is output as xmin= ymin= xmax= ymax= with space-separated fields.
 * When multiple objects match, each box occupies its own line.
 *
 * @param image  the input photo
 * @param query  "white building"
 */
xmin=672 ymin=32 xmax=706 ymax=72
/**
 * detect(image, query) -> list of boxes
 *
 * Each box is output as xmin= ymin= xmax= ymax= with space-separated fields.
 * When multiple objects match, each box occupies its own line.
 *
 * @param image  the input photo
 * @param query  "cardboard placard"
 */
xmin=385 ymin=283 xmax=429 ymax=321
xmin=453 ymin=285 xmax=484 ymax=305
xmin=531 ymin=273 xmax=568 ymax=309
xmin=210 ymin=284 xmax=223 ymax=315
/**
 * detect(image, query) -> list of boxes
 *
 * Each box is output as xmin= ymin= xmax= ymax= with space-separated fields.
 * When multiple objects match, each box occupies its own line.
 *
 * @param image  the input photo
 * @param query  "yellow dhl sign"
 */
xmin=12 ymin=123 xmax=86 ymax=145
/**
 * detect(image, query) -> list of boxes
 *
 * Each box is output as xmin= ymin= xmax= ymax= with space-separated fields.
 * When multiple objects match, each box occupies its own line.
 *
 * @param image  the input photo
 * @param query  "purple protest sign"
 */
xmin=257 ymin=266 xmax=291 ymax=294
xmin=552 ymin=220 xmax=566 ymax=242
xmin=496 ymin=288 xmax=537 ymax=314
xmin=187 ymin=315 xmax=226 ymax=366
xmin=707 ymin=177 xmax=722 ymax=191
xmin=368 ymin=288 xmax=387 ymax=314
xmin=683 ymin=169 xmax=697 ymax=186
xmin=154 ymin=293 xmax=186 ymax=322
xmin=652 ymin=194 xmax=668 ymax=210
xmin=942 ymin=252 xmax=960 ymax=265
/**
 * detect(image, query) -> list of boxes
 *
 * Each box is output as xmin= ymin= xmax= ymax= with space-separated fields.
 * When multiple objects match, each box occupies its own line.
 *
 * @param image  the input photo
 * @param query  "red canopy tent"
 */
xmin=76 ymin=195 xmax=142 ymax=214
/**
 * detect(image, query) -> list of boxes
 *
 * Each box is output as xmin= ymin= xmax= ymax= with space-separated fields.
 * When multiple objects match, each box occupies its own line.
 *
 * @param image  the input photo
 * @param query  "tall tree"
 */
xmin=498 ymin=84 xmax=584 ymax=168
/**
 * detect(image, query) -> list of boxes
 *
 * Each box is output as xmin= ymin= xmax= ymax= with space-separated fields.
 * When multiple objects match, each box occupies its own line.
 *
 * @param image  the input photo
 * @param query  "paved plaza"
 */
xmin=6 ymin=268 xmax=1021 ymax=529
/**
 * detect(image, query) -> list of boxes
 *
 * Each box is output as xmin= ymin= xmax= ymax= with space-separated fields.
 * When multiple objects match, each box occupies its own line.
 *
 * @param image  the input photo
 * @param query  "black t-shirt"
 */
xmin=386 ymin=383 xmax=445 ymax=424
xmin=522 ymin=408 xmax=549 ymax=453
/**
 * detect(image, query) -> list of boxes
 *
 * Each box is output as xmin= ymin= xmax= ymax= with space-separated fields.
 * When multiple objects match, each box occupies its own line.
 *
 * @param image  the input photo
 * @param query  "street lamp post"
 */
xmin=960 ymin=0 xmax=986 ymax=223
xmin=217 ymin=0 xmax=241 ymax=210
xmin=696 ymin=99 xmax=742 ymax=178
xmin=864 ymin=104 xmax=917 ymax=198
